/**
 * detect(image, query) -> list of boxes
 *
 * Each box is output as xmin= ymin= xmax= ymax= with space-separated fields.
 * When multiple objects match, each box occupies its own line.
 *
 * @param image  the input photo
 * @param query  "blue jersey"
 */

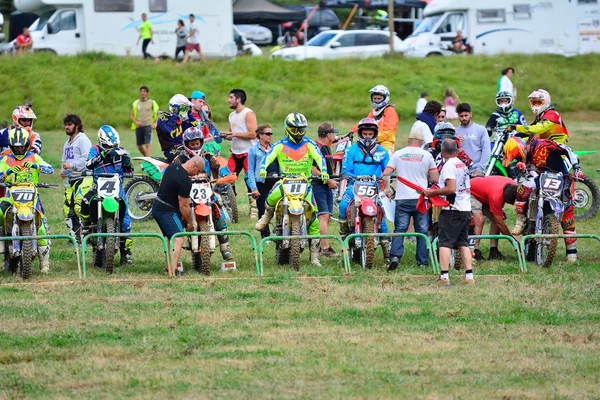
xmin=342 ymin=143 xmax=389 ymax=181
xmin=156 ymin=111 xmax=198 ymax=151
xmin=86 ymin=145 xmax=133 ymax=179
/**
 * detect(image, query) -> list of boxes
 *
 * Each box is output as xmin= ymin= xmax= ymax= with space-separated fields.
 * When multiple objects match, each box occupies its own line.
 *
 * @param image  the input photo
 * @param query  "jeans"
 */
xmin=390 ymin=199 xmax=429 ymax=265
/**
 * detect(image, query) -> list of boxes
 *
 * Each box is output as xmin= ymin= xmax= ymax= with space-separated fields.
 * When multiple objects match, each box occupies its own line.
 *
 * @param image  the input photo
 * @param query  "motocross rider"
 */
xmin=172 ymin=127 xmax=235 ymax=262
xmin=254 ymin=112 xmax=328 ymax=267
xmin=0 ymin=105 xmax=43 ymax=155
xmin=0 ymin=128 xmax=54 ymax=273
xmin=510 ymin=89 xmax=569 ymax=144
xmin=339 ymin=118 xmax=392 ymax=263
xmin=79 ymin=126 xmax=134 ymax=266
xmin=484 ymin=91 xmax=527 ymax=142
xmin=156 ymin=94 xmax=199 ymax=162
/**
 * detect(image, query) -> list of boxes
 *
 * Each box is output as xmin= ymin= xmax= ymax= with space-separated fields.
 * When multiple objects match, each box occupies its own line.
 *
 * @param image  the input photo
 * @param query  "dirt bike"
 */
xmin=331 ymin=132 xmax=353 ymax=221
xmin=522 ymin=168 xmax=565 ymax=268
xmin=188 ymin=173 xmax=233 ymax=275
xmin=124 ymin=157 xmax=168 ymax=221
xmin=2 ymin=181 xmax=55 ymax=279
xmin=345 ymin=175 xmax=385 ymax=270
xmin=269 ymin=174 xmax=316 ymax=271
xmin=86 ymin=172 xmax=130 ymax=274
xmin=204 ymin=141 xmax=239 ymax=223
xmin=485 ymin=127 xmax=514 ymax=178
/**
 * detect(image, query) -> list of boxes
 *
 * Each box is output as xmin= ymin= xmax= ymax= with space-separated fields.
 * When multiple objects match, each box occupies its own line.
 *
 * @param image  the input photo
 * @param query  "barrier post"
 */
xmin=432 ymin=234 xmax=525 ymax=273
xmin=520 ymin=233 xmax=600 ymax=266
xmin=259 ymin=234 xmax=348 ymax=276
xmin=0 ymin=234 xmax=81 ymax=279
xmin=344 ymin=232 xmax=437 ymax=274
xmin=170 ymin=231 xmax=259 ymax=276
xmin=81 ymin=232 xmax=169 ymax=279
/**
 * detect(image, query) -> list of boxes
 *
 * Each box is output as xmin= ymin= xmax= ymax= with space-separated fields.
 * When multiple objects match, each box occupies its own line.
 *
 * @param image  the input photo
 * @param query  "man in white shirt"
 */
xmin=497 ymin=67 xmax=516 ymax=97
xmin=415 ymin=92 xmax=428 ymax=115
xmin=423 ymin=139 xmax=474 ymax=286
xmin=183 ymin=13 xmax=206 ymax=63
xmin=382 ymin=129 xmax=438 ymax=271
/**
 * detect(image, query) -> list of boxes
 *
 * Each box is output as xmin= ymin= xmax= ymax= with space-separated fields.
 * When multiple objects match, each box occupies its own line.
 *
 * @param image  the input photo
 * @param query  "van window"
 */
xmin=578 ymin=0 xmax=597 ymax=3
xmin=435 ymin=13 xmax=465 ymax=34
xmin=95 ymin=0 xmax=134 ymax=12
xmin=357 ymin=33 xmax=389 ymax=46
xmin=513 ymin=5 xmax=532 ymax=19
xmin=31 ymin=10 xmax=55 ymax=32
xmin=337 ymin=33 xmax=357 ymax=47
xmin=477 ymin=9 xmax=506 ymax=23
xmin=59 ymin=10 xmax=77 ymax=30
xmin=150 ymin=0 xmax=167 ymax=12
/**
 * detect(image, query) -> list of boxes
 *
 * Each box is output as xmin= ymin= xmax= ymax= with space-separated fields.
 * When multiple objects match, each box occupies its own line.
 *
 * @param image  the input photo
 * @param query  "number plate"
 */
xmin=11 ymin=188 xmax=35 ymax=203
xmin=540 ymin=172 xmax=564 ymax=198
xmin=354 ymin=182 xmax=378 ymax=198
xmin=282 ymin=179 xmax=307 ymax=196
xmin=191 ymin=182 xmax=212 ymax=202
xmin=97 ymin=176 xmax=121 ymax=198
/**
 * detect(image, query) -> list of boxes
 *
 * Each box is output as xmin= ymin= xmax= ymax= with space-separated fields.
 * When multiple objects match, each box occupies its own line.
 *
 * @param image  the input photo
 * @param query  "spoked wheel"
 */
xmin=198 ymin=220 xmax=212 ymax=276
xmin=103 ymin=218 xmax=117 ymax=274
xmin=361 ymin=218 xmax=375 ymax=270
xmin=218 ymin=184 xmax=238 ymax=223
xmin=19 ymin=224 xmax=33 ymax=280
xmin=536 ymin=215 xmax=559 ymax=268
xmin=573 ymin=177 xmax=600 ymax=220
xmin=289 ymin=215 xmax=301 ymax=271
xmin=124 ymin=177 xmax=159 ymax=222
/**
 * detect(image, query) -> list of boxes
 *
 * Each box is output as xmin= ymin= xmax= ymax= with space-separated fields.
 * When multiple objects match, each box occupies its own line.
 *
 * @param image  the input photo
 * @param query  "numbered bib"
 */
xmin=282 ymin=179 xmax=307 ymax=196
xmin=11 ymin=188 xmax=35 ymax=204
xmin=354 ymin=182 xmax=377 ymax=198
xmin=540 ymin=172 xmax=564 ymax=198
xmin=97 ymin=176 xmax=121 ymax=198
xmin=191 ymin=182 xmax=212 ymax=202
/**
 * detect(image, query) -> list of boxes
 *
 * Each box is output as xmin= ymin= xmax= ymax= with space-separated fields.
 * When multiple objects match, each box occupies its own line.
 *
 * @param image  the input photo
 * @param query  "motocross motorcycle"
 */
xmin=124 ymin=157 xmax=168 ymax=221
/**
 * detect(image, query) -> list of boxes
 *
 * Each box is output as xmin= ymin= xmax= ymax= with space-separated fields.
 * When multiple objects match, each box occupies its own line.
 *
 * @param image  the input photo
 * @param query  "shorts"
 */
xmin=312 ymin=184 xmax=333 ymax=216
xmin=152 ymin=208 xmax=184 ymax=239
xmin=438 ymin=210 xmax=471 ymax=249
xmin=186 ymin=43 xmax=201 ymax=53
xmin=135 ymin=125 xmax=152 ymax=146
xmin=470 ymin=197 xmax=496 ymax=220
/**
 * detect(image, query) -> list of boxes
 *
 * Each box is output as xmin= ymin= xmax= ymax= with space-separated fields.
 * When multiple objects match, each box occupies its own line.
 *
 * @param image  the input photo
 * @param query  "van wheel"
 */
xmin=426 ymin=52 xmax=442 ymax=57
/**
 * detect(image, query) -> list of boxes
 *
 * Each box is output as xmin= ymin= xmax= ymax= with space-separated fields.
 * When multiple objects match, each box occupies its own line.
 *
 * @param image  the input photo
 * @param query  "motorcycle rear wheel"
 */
xmin=124 ymin=177 xmax=159 ymax=222
xmin=219 ymin=184 xmax=238 ymax=223
xmin=573 ymin=176 xmax=600 ymax=220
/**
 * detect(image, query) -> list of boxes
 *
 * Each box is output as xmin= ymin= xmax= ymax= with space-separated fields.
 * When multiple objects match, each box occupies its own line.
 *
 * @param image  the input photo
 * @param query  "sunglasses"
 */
xmin=261 ymin=131 xmax=273 ymax=136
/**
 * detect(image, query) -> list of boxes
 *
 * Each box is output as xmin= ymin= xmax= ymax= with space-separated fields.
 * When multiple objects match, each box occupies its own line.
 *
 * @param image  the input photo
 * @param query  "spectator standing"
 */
xmin=455 ymin=103 xmax=490 ymax=174
xmin=152 ymin=156 xmax=205 ymax=276
xmin=183 ymin=14 xmax=206 ymax=63
xmin=470 ymin=176 xmax=517 ymax=260
xmin=497 ymin=67 xmax=516 ymax=97
xmin=136 ymin=13 xmax=154 ymax=60
xmin=411 ymin=100 xmax=442 ymax=149
xmin=312 ymin=122 xmax=339 ymax=257
xmin=437 ymin=107 xmax=447 ymax=123
xmin=130 ymin=85 xmax=159 ymax=156
xmin=175 ymin=20 xmax=188 ymax=60
xmin=382 ymin=129 xmax=438 ymax=271
xmin=223 ymin=89 xmax=258 ymax=218
xmin=190 ymin=91 xmax=220 ymax=142
xmin=423 ymin=139 xmax=474 ymax=286
xmin=15 ymin=28 xmax=33 ymax=55
xmin=444 ymin=88 xmax=460 ymax=125
xmin=415 ymin=92 xmax=428 ymax=115
xmin=248 ymin=124 xmax=279 ymax=238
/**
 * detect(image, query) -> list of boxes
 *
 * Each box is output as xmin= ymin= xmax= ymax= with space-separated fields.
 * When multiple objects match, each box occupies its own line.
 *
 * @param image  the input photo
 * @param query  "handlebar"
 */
xmin=80 ymin=171 xmax=133 ymax=178
xmin=265 ymin=174 xmax=341 ymax=180
xmin=0 ymin=182 xmax=58 ymax=188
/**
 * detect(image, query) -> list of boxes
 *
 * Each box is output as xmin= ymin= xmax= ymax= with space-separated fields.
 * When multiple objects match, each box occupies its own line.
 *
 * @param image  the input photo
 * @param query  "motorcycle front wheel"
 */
xmin=573 ymin=177 xmax=600 ymax=220
xmin=124 ymin=177 xmax=159 ymax=222
xmin=103 ymin=218 xmax=117 ymax=274
xmin=536 ymin=215 xmax=559 ymax=268
xmin=19 ymin=223 xmax=34 ymax=280
xmin=361 ymin=217 xmax=375 ymax=270
xmin=289 ymin=214 xmax=301 ymax=271
xmin=198 ymin=219 xmax=212 ymax=275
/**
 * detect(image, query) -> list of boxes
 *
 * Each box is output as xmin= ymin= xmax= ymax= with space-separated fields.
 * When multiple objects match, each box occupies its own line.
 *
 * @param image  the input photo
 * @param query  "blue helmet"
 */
xmin=183 ymin=127 xmax=204 ymax=157
xmin=97 ymin=125 xmax=120 ymax=151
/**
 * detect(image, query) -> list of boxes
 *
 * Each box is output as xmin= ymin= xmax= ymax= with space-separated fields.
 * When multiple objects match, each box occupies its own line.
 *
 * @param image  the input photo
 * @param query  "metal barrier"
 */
xmin=81 ymin=232 xmax=169 ymax=279
xmin=0 ymin=234 xmax=81 ymax=279
xmin=432 ymin=234 xmax=525 ymax=273
xmin=259 ymin=235 xmax=348 ymax=276
xmin=520 ymin=234 xmax=600 ymax=266
xmin=344 ymin=232 xmax=438 ymax=274
xmin=170 ymin=231 xmax=259 ymax=277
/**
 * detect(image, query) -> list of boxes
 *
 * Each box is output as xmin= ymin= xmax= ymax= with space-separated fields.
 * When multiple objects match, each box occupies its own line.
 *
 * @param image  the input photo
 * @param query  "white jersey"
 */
xmin=439 ymin=157 xmax=471 ymax=212
xmin=388 ymin=146 xmax=437 ymax=200
xmin=62 ymin=132 xmax=92 ymax=180
xmin=411 ymin=120 xmax=433 ymax=148
xmin=229 ymin=107 xmax=257 ymax=155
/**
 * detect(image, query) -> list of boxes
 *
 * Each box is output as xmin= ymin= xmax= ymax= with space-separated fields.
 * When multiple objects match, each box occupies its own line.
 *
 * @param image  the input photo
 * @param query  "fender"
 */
xmin=195 ymin=204 xmax=212 ymax=217
xmin=102 ymin=197 xmax=119 ymax=214
xmin=494 ymin=160 xmax=508 ymax=177
xmin=16 ymin=208 xmax=34 ymax=221
xmin=288 ymin=199 xmax=304 ymax=215
xmin=545 ymin=197 xmax=565 ymax=215
xmin=360 ymin=198 xmax=378 ymax=217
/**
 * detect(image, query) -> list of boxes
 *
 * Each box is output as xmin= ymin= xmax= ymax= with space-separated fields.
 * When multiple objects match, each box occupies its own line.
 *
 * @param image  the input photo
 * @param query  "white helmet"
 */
xmin=169 ymin=94 xmax=193 ymax=120
xmin=369 ymin=85 xmax=390 ymax=115
xmin=528 ymin=89 xmax=551 ymax=116
xmin=495 ymin=91 xmax=514 ymax=114
xmin=97 ymin=125 xmax=121 ymax=151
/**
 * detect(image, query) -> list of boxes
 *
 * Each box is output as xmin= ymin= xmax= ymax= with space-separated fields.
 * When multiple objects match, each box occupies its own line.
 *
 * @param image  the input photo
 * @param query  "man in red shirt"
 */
xmin=15 ymin=28 xmax=33 ymax=55
xmin=470 ymin=176 xmax=518 ymax=260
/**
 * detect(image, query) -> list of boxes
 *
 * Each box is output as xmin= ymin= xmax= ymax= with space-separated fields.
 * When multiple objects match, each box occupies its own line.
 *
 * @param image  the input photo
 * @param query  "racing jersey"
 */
xmin=155 ymin=111 xmax=198 ymax=151
xmin=485 ymin=108 xmax=527 ymax=136
xmin=526 ymin=138 xmax=574 ymax=174
xmin=0 ymin=152 xmax=53 ymax=184
xmin=260 ymin=137 xmax=325 ymax=177
xmin=0 ymin=127 xmax=43 ymax=155
xmin=515 ymin=107 xmax=569 ymax=144
xmin=86 ymin=145 xmax=133 ymax=179
xmin=350 ymin=105 xmax=399 ymax=151
xmin=342 ymin=143 xmax=389 ymax=181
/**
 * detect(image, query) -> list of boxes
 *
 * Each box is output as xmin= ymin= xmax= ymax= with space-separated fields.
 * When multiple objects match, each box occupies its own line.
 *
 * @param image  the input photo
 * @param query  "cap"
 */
xmin=190 ymin=91 xmax=206 ymax=100
xmin=441 ymin=138 xmax=458 ymax=154
xmin=408 ymin=129 xmax=424 ymax=141
xmin=318 ymin=122 xmax=338 ymax=135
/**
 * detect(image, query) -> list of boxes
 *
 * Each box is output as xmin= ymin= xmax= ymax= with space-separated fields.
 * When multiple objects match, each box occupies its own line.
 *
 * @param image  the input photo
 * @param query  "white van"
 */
xmin=0 ymin=13 xmax=5 ymax=41
xmin=400 ymin=0 xmax=600 ymax=57
xmin=13 ymin=0 xmax=238 ymax=57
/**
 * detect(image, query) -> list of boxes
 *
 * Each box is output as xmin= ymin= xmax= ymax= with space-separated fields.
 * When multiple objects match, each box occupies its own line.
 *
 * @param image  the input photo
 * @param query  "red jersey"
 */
xmin=470 ymin=176 xmax=515 ymax=217
xmin=16 ymin=35 xmax=32 ymax=46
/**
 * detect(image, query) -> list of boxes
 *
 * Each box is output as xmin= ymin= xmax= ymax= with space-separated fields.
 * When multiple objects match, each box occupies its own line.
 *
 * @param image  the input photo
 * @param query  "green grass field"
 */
xmin=0 ymin=111 xmax=599 ymax=398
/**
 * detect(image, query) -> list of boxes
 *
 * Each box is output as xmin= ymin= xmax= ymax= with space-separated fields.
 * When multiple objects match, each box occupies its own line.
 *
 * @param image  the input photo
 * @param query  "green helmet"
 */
xmin=284 ymin=112 xmax=308 ymax=144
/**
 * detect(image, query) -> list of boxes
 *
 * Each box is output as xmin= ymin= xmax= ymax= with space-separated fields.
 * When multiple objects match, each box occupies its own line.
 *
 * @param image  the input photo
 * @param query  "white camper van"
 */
xmin=400 ymin=0 xmax=600 ymax=57
xmin=13 ymin=0 xmax=241 ymax=57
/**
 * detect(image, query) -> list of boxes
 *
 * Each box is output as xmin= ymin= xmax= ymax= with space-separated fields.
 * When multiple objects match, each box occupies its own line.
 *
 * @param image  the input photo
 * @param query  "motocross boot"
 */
xmin=339 ymin=219 xmax=349 ymax=241
xmin=380 ymin=239 xmax=391 ymax=264
xmin=120 ymin=238 xmax=133 ymax=266
xmin=39 ymin=245 xmax=50 ymax=273
xmin=310 ymin=240 xmax=322 ymax=267
xmin=255 ymin=204 xmax=275 ymax=231
xmin=220 ymin=243 xmax=234 ymax=261
xmin=512 ymin=215 xmax=527 ymax=235
xmin=249 ymin=195 xmax=259 ymax=219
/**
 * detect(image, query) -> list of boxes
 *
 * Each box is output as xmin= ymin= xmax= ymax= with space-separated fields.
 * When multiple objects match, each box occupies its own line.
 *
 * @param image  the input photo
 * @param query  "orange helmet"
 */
xmin=12 ymin=106 xmax=37 ymax=129
xmin=503 ymin=137 xmax=526 ymax=166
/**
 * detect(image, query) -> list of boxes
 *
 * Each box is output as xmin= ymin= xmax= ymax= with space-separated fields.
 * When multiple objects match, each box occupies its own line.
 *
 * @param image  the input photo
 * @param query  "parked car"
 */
xmin=233 ymin=25 xmax=263 ymax=56
xmin=271 ymin=29 xmax=401 ymax=60
xmin=0 ymin=14 xmax=5 ymax=41
xmin=235 ymin=24 xmax=273 ymax=45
